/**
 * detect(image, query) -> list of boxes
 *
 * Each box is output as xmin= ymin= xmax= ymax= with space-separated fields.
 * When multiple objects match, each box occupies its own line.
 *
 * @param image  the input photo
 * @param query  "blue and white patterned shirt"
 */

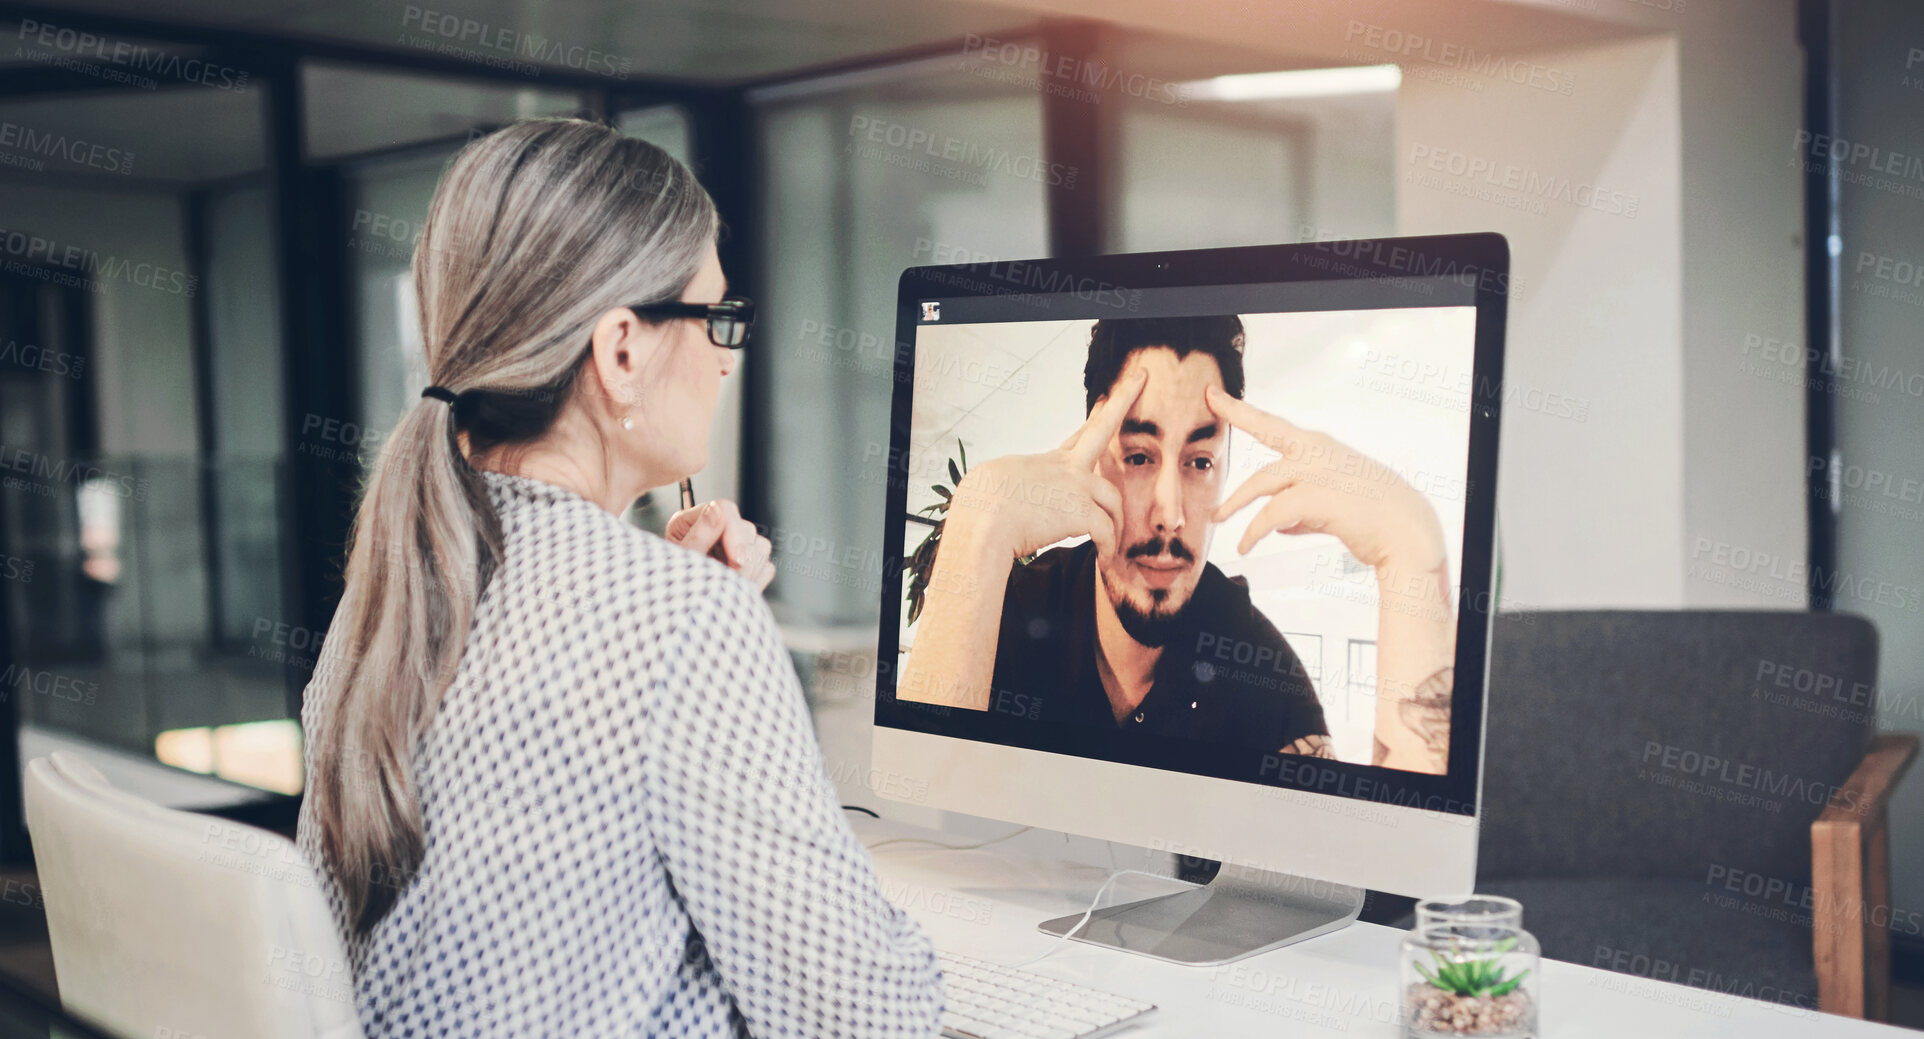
xmin=296 ymin=470 xmax=944 ymax=1037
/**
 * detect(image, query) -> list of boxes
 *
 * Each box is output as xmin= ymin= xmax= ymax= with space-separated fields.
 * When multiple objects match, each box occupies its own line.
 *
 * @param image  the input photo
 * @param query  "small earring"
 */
xmin=620 ymin=413 xmax=634 ymax=431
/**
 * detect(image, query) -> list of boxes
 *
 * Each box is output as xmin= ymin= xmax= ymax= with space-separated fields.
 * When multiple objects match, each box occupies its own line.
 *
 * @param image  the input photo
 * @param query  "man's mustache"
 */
xmin=1125 ymin=536 xmax=1193 ymax=562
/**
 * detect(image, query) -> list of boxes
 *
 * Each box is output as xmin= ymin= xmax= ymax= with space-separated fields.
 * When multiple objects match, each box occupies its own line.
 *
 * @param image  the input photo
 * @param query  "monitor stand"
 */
xmin=1036 ymin=863 xmax=1364 ymax=966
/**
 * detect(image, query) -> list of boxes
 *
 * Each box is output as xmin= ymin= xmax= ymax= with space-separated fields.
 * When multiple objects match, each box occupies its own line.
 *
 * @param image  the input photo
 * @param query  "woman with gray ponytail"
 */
xmin=294 ymin=118 xmax=943 ymax=1037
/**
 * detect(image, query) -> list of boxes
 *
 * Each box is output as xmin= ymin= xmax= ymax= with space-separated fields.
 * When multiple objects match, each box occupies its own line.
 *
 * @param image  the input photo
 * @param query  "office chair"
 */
xmin=23 ymin=752 xmax=364 ymax=1039
xmin=1471 ymin=610 xmax=1915 ymax=1020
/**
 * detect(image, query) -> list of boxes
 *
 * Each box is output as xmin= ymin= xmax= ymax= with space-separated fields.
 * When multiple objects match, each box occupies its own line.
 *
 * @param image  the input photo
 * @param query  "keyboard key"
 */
xmin=938 ymin=950 xmax=1155 ymax=1039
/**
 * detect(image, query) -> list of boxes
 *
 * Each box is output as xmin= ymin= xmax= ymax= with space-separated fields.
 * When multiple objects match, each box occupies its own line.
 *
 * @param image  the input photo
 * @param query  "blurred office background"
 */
xmin=0 ymin=0 xmax=1921 ymax=1027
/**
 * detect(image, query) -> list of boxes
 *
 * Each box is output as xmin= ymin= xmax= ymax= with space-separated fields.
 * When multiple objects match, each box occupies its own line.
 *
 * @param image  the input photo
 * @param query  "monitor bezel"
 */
xmin=874 ymin=233 xmax=1507 ymax=831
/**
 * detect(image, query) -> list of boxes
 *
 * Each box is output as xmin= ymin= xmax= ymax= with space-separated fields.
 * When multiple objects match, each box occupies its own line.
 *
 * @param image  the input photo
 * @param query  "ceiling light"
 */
xmin=1184 ymin=65 xmax=1402 ymax=102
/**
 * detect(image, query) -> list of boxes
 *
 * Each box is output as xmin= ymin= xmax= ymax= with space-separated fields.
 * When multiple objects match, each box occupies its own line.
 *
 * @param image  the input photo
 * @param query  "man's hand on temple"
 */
xmin=944 ymin=368 xmax=1145 ymax=562
xmin=1203 ymin=384 xmax=1456 ymax=774
xmin=1203 ymin=385 xmax=1445 ymax=576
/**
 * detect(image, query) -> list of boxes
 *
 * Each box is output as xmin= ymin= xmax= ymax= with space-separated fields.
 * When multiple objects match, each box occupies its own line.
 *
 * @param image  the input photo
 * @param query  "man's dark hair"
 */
xmin=1083 ymin=316 xmax=1246 ymax=414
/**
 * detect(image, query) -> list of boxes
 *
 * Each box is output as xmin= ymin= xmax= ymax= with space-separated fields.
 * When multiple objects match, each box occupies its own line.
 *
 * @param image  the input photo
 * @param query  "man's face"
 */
xmin=1093 ymin=347 xmax=1227 ymax=646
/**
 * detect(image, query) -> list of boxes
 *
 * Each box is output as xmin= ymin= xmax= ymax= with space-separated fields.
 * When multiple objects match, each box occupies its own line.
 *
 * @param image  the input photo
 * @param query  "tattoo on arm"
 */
xmin=1398 ymin=667 xmax=1454 ymax=765
xmin=1279 ymin=734 xmax=1336 ymax=759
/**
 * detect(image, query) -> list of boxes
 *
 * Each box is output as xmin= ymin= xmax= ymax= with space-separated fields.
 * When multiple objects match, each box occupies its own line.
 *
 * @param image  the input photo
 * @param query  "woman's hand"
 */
xmin=666 ymin=499 xmax=775 ymax=591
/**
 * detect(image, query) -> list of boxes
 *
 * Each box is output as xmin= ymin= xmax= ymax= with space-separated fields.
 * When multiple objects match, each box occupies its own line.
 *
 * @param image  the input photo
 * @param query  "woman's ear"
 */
xmin=586 ymin=306 xmax=666 ymax=416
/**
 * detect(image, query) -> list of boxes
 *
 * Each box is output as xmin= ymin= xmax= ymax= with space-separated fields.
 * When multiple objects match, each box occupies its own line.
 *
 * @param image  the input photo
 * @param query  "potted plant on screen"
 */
xmin=903 ymin=438 xmax=1040 ymax=629
xmin=903 ymin=439 xmax=967 ymax=628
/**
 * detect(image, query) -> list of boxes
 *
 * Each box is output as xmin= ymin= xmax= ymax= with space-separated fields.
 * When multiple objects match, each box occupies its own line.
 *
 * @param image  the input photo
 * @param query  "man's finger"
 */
xmin=1082 ymin=471 xmax=1124 ymax=534
xmin=1214 ymin=466 xmax=1293 ymax=523
xmin=1238 ymin=485 xmax=1316 ymax=554
xmin=1057 ymin=390 xmax=1113 ymax=453
xmin=1205 ymin=384 xmax=1304 ymax=457
xmin=1086 ymin=512 xmax=1118 ymax=562
xmin=1068 ymin=368 xmax=1148 ymax=469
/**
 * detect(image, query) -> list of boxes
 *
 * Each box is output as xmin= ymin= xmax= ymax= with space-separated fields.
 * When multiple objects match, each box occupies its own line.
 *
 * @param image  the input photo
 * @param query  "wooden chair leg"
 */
xmin=1812 ymin=732 xmax=1917 ymax=1020
xmin=1866 ymin=817 xmax=1891 ymax=1022
xmin=1812 ymin=809 xmax=1867 ymax=1017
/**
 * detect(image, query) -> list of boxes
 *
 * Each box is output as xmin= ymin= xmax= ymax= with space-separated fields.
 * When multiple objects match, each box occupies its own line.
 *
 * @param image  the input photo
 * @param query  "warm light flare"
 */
xmin=156 ymin=719 xmax=303 ymax=794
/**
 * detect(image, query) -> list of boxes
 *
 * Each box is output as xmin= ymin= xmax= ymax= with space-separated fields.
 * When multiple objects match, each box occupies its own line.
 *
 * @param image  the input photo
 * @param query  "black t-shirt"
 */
xmin=984 ymin=540 xmax=1329 ymax=763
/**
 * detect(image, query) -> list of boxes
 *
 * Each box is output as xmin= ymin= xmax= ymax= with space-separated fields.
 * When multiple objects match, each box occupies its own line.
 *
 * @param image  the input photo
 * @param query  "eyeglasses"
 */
xmin=627 ymin=296 xmax=756 ymax=348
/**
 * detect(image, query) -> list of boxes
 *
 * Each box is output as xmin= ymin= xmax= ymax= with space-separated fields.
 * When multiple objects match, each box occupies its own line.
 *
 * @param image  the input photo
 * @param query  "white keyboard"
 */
xmin=937 ymin=950 xmax=1158 ymax=1039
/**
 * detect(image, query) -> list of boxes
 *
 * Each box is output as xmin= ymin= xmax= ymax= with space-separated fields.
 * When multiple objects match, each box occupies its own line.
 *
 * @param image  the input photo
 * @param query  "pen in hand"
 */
xmin=666 ymin=477 xmax=774 ymax=590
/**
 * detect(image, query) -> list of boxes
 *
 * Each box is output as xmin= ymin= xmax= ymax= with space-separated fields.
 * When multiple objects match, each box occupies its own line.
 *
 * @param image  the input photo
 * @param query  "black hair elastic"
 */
xmin=421 ymin=385 xmax=459 ymax=404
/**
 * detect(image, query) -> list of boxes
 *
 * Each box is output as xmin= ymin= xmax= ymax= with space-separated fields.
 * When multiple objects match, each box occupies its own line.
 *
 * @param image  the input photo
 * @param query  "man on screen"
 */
xmin=897 ymin=316 xmax=1458 ymax=774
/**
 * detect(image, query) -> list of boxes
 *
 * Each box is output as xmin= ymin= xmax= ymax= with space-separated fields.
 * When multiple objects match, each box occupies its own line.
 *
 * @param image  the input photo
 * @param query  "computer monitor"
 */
xmin=871 ymin=234 xmax=1507 ymax=964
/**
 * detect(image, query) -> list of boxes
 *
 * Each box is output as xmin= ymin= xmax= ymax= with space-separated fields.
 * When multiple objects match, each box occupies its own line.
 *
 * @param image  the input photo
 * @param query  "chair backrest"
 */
xmin=1477 ymin=610 xmax=1876 ymax=883
xmin=24 ymin=752 xmax=363 ymax=1039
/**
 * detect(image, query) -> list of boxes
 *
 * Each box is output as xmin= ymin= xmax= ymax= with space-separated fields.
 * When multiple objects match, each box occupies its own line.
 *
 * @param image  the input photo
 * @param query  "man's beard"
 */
xmin=1106 ymin=535 xmax=1196 ymax=648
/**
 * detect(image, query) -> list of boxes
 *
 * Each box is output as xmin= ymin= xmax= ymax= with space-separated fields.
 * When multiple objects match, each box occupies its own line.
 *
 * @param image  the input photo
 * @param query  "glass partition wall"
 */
xmin=0 ymin=60 xmax=293 ymax=810
xmin=0 ymin=47 xmax=626 ymax=820
xmin=753 ymin=60 xmax=1051 ymax=627
xmin=0 ymin=12 xmax=1400 ymax=827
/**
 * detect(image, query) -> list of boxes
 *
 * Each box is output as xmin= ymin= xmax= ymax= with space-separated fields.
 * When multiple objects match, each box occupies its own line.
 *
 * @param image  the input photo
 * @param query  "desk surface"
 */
xmin=851 ymin=816 xmax=1908 ymax=1038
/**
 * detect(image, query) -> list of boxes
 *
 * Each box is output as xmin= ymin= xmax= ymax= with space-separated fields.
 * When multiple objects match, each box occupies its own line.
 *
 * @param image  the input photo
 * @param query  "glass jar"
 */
xmin=1400 ymin=904 xmax=1540 ymax=1038
xmin=1414 ymin=894 xmax=1525 ymax=931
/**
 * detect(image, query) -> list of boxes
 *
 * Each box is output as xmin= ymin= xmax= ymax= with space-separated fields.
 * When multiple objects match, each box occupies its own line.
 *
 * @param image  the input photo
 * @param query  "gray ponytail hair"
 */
xmin=306 ymin=117 xmax=717 ymax=935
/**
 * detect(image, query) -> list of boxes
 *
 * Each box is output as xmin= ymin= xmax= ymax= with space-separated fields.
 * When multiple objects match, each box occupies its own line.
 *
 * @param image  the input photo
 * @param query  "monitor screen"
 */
xmin=878 ymin=268 xmax=1493 ymax=806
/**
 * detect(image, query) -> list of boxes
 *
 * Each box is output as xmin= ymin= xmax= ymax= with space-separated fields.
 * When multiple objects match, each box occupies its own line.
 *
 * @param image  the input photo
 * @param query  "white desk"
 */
xmin=852 ymin=816 xmax=1909 ymax=1038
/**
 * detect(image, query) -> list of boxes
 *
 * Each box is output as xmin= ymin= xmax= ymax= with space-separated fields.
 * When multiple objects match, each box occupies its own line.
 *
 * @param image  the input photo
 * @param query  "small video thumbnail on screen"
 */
xmin=894 ymin=309 xmax=1477 ymax=776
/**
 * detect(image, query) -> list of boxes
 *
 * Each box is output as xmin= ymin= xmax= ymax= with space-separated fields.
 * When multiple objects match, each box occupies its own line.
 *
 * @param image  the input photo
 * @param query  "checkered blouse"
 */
xmin=296 ymin=470 xmax=943 ymax=1037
